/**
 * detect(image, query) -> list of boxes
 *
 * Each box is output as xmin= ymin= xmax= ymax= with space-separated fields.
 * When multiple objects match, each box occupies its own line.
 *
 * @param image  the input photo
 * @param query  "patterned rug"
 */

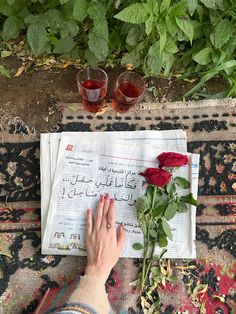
xmin=0 ymin=99 xmax=235 ymax=314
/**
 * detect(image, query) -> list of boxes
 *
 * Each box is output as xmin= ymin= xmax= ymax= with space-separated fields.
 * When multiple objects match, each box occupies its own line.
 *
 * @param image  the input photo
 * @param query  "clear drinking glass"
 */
xmin=112 ymin=71 xmax=145 ymax=113
xmin=77 ymin=67 xmax=108 ymax=113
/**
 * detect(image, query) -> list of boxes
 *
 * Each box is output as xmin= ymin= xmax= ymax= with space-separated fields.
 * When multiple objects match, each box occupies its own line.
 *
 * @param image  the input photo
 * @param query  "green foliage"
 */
xmin=114 ymin=3 xmax=149 ymax=23
xmin=164 ymin=203 xmax=177 ymax=220
xmin=132 ymin=242 xmax=143 ymax=250
xmin=73 ymin=0 xmax=88 ymax=22
xmin=174 ymin=176 xmax=190 ymax=189
xmin=27 ymin=19 xmax=47 ymax=56
xmin=161 ymin=217 xmax=173 ymax=240
xmin=0 ymin=64 xmax=10 ymax=77
xmin=0 ymin=0 xmax=235 ymax=95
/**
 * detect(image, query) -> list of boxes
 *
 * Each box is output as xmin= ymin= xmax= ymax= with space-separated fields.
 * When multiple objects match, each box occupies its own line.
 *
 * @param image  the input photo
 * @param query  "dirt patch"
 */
xmin=0 ymin=56 xmax=229 ymax=134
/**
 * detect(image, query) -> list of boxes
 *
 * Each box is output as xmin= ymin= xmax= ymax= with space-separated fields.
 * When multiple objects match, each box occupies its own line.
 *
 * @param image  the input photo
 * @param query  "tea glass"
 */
xmin=112 ymin=72 xmax=145 ymax=113
xmin=77 ymin=67 xmax=108 ymax=113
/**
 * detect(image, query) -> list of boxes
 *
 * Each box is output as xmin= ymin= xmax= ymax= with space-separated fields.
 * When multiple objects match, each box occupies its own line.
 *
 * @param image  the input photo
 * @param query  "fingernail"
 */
xmin=105 ymin=193 xmax=109 ymax=199
xmin=100 ymin=195 xmax=104 ymax=201
xmin=120 ymin=224 xmax=124 ymax=229
xmin=87 ymin=209 xmax=90 ymax=215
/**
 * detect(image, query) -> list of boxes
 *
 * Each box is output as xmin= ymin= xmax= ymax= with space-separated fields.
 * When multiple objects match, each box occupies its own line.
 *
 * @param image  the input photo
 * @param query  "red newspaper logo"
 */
xmin=66 ymin=144 xmax=73 ymax=151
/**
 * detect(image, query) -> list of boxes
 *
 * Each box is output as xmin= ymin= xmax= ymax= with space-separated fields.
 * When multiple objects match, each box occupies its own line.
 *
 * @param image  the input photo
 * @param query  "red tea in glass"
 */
xmin=112 ymin=72 xmax=145 ymax=113
xmin=77 ymin=68 xmax=108 ymax=113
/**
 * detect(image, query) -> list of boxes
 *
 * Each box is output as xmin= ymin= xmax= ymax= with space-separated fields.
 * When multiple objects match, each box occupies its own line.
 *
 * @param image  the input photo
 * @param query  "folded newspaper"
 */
xmin=41 ymin=130 xmax=199 ymax=258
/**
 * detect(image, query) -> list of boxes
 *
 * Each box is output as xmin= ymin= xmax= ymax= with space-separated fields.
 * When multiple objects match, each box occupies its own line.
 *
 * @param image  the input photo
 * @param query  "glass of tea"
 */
xmin=112 ymin=71 xmax=145 ymax=113
xmin=77 ymin=67 xmax=108 ymax=113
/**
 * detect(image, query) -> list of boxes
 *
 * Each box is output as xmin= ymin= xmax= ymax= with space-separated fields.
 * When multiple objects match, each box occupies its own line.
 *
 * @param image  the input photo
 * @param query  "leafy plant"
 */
xmin=0 ymin=0 xmax=236 ymax=95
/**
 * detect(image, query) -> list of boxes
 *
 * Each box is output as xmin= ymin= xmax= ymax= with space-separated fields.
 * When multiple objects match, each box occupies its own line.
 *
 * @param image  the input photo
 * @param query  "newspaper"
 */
xmin=41 ymin=131 xmax=199 ymax=259
xmin=40 ymin=131 xmax=188 ymax=236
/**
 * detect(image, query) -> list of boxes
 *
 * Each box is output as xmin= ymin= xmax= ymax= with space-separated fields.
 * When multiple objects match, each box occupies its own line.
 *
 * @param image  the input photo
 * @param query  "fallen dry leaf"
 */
xmin=1 ymin=50 xmax=12 ymax=58
xmin=95 ymin=106 xmax=111 ymax=116
xmin=63 ymin=60 xmax=73 ymax=68
xmin=14 ymin=66 xmax=26 ymax=77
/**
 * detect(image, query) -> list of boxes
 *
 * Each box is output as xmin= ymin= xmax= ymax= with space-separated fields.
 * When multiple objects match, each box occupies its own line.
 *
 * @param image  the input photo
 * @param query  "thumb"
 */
xmin=117 ymin=224 xmax=126 ymax=250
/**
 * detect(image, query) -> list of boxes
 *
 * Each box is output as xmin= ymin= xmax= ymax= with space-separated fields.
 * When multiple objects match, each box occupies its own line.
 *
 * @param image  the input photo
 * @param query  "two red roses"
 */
xmin=140 ymin=152 xmax=189 ymax=187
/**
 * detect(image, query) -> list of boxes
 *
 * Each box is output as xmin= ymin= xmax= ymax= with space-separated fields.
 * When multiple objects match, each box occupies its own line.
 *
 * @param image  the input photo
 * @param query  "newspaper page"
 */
xmin=40 ymin=130 xmax=188 ymax=236
xmin=40 ymin=133 xmax=51 ymax=235
xmin=42 ymin=135 xmax=199 ymax=258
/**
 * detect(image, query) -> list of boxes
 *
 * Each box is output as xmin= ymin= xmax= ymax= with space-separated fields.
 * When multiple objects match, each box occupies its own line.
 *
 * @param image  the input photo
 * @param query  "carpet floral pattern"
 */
xmin=0 ymin=99 xmax=235 ymax=313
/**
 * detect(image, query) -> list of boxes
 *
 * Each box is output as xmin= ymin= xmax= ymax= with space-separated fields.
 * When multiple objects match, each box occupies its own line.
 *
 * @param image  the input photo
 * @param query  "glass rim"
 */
xmin=115 ymin=71 xmax=145 ymax=99
xmin=77 ymin=67 xmax=108 ymax=86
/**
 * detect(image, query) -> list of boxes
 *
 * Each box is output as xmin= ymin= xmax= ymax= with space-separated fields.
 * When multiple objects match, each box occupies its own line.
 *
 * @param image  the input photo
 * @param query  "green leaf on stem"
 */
xmin=158 ymin=233 xmax=168 ymax=247
xmin=0 ymin=0 xmax=14 ymax=16
xmin=84 ymin=49 xmax=98 ymax=67
xmin=149 ymin=229 xmax=157 ymax=238
xmin=136 ymin=195 xmax=150 ymax=213
xmin=166 ymin=181 xmax=176 ymax=194
xmin=121 ymin=50 xmax=141 ymax=68
xmin=200 ymin=0 xmax=217 ymax=9
xmin=193 ymin=47 xmax=212 ymax=65
xmin=53 ymin=37 xmax=75 ymax=54
xmin=73 ymin=0 xmax=88 ymax=22
xmin=180 ymin=193 xmax=197 ymax=206
xmin=176 ymin=17 xmax=194 ymax=44
xmin=140 ymin=222 xmax=149 ymax=237
xmin=161 ymin=218 xmax=173 ymax=240
xmin=160 ymin=0 xmax=171 ymax=12
xmin=132 ymin=242 xmax=143 ymax=250
xmin=126 ymin=26 xmax=143 ymax=46
xmin=187 ymin=0 xmax=198 ymax=16
xmin=165 ymin=37 xmax=178 ymax=54
xmin=114 ymin=3 xmax=149 ymax=24
xmin=27 ymin=20 xmax=47 ymax=56
xmin=210 ymin=19 xmax=233 ymax=49
xmin=164 ymin=203 xmax=178 ymax=220
xmin=88 ymin=31 xmax=108 ymax=61
xmin=174 ymin=177 xmax=190 ymax=189
xmin=177 ymin=201 xmax=188 ymax=213
xmin=2 ymin=16 xmax=21 ymax=41
xmin=153 ymin=199 xmax=168 ymax=217
xmin=145 ymin=15 xmax=154 ymax=36
xmin=151 ymin=266 xmax=161 ymax=276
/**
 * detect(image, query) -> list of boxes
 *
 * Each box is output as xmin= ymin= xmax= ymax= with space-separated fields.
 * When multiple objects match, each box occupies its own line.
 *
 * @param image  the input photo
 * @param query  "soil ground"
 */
xmin=0 ymin=56 xmax=229 ymax=134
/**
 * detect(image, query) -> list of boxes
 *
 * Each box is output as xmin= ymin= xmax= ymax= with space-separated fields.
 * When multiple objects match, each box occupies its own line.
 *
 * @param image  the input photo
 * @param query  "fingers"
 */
xmin=93 ymin=195 xmax=119 ymax=236
xmin=101 ymin=193 xmax=110 ymax=228
xmin=117 ymin=224 xmax=126 ymax=250
xmin=86 ymin=208 xmax=93 ymax=238
xmin=94 ymin=195 xmax=104 ymax=231
xmin=107 ymin=198 xmax=116 ymax=232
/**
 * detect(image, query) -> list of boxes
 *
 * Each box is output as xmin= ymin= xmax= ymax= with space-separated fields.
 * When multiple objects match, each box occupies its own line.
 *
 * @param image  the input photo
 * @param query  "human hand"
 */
xmin=85 ymin=193 xmax=126 ymax=283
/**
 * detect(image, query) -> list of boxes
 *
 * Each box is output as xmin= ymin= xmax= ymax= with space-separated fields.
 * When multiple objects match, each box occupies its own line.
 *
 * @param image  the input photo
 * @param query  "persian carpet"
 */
xmin=0 ymin=99 xmax=235 ymax=314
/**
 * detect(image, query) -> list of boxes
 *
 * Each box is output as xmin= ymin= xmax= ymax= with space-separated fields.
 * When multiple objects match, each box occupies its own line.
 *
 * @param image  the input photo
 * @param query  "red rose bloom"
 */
xmin=158 ymin=152 xmax=188 ymax=168
xmin=140 ymin=168 xmax=172 ymax=187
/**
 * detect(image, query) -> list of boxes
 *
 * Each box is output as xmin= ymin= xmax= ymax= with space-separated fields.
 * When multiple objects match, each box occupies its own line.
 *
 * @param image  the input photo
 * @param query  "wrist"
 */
xmin=85 ymin=265 xmax=109 ymax=284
